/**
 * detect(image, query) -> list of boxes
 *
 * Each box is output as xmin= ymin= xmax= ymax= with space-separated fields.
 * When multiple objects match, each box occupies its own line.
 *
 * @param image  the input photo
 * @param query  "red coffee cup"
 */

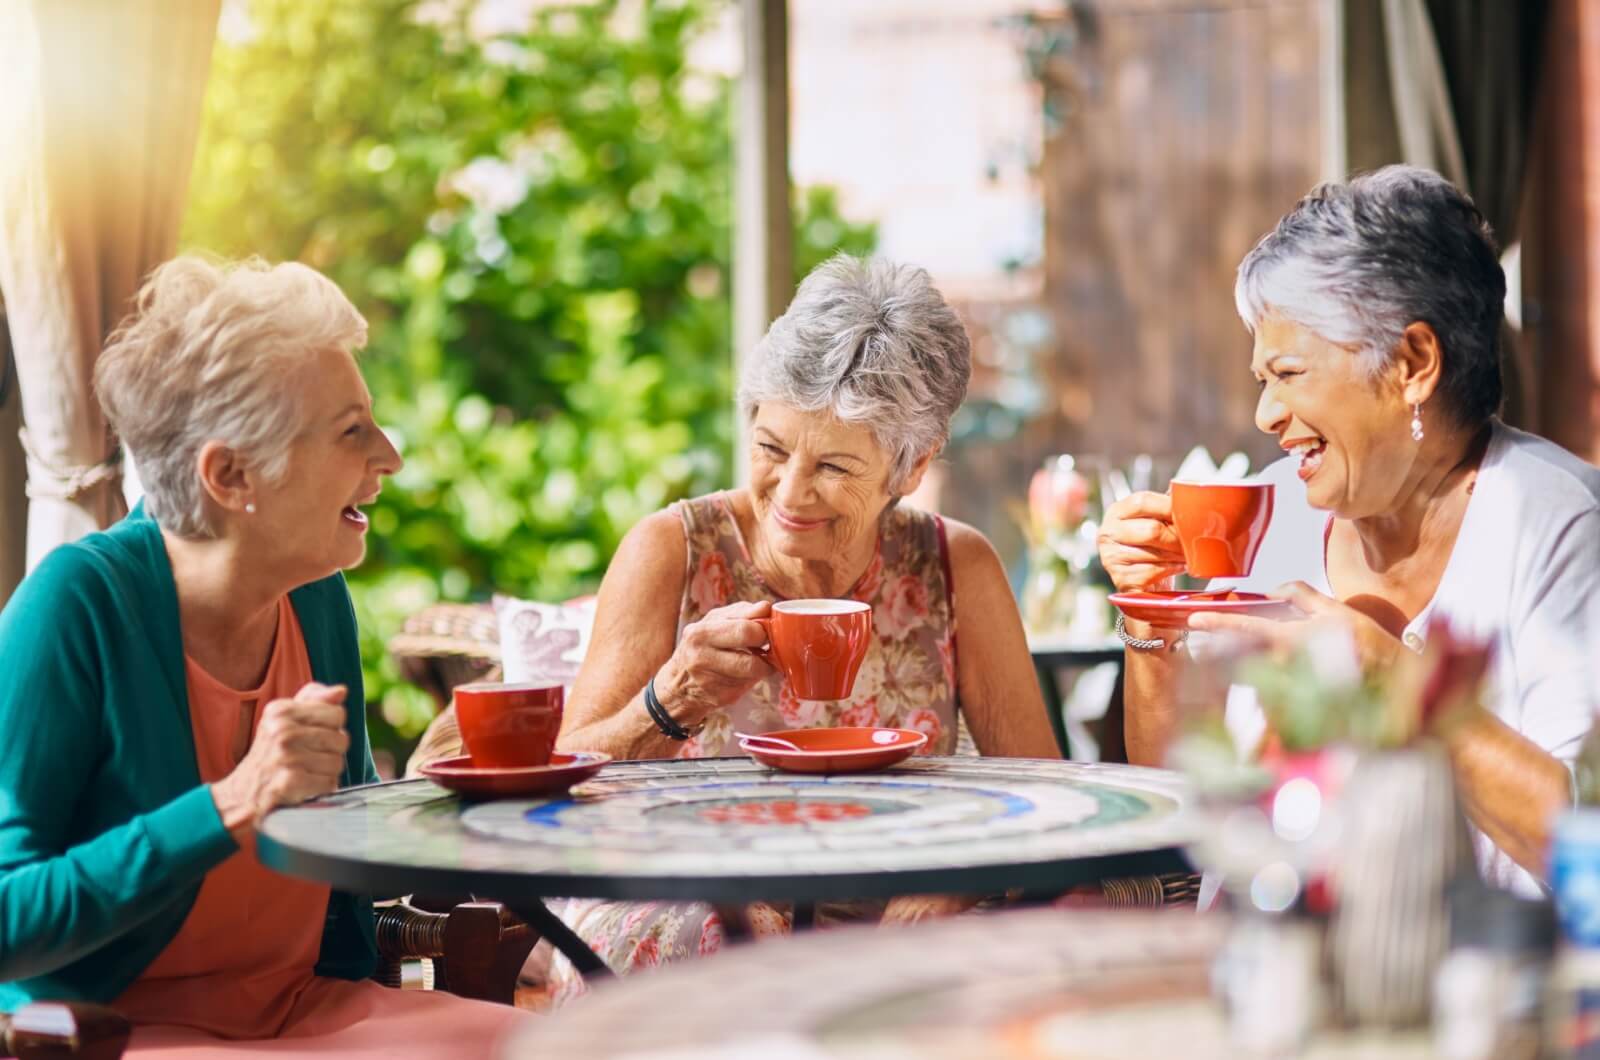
xmin=754 ymin=599 xmax=873 ymax=700
xmin=454 ymin=682 xmax=563 ymax=769
xmin=1169 ymin=480 xmax=1275 ymax=579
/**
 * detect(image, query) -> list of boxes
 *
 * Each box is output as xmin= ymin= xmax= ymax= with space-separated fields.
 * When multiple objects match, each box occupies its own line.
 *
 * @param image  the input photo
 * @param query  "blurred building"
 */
xmin=791 ymin=0 xmax=1047 ymax=296
xmin=789 ymin=0 xmax=1323 ymax=560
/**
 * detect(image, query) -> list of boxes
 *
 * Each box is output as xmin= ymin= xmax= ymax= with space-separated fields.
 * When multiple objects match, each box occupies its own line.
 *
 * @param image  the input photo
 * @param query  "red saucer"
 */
xmin=419 ymin=752 xmax=611 ymax=799
xmin=1109 ymin=590 xmax=1298 ymax=626
xmin=739 ymin=727 xmax=928 ymax=774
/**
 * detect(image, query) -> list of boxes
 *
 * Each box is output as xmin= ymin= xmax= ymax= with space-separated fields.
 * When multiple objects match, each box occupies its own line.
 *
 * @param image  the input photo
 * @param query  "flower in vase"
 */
xmin=1028 ymin=460 xmax=1091 ymax=534
xmin=1384 ymin=616 xmax=1494 ymax=741
xmin=1014 ymin=455 xmax=1107 ymax=636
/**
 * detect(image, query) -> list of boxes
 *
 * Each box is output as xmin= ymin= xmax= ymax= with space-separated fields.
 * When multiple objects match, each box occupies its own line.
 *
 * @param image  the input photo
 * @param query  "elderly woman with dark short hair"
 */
xmin=1098 ymin=166 xmax=1600 ymax=895
xmin=513 ymin=254 xmax=1058 ymax=1001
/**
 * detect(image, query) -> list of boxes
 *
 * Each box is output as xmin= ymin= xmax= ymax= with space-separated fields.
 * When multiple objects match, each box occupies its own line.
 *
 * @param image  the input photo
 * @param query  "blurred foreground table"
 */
xmin=505 ymin=907 xmax=1430 ymax=1059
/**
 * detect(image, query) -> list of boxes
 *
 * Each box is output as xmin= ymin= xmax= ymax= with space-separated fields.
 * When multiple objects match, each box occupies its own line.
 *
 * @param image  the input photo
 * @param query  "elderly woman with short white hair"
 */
xmin=512 ymin=255 xmax=1058 ymax=1000
xmin=1098 ymin=166 xmax=1600 ymax=895
xmin=563 ymin=253 xmax=1056 ymax=763
xmin=0 ymin=256 xmax=526 ymax=1052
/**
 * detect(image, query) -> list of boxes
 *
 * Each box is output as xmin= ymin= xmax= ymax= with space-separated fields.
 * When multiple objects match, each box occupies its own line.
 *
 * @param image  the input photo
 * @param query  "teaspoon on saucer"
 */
xmin=735 ymin=732 xmax=805 ymax=752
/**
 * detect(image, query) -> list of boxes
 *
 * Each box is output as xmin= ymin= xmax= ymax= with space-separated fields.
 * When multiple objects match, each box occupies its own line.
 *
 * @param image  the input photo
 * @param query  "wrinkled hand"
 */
xmin=1186 ymin=581 xmax=1404 ymax=670
xmin=654 ymin=600 xmax=775 ymax=723
xmin=1096 ymin=491 xmax=1186 ymax=594
xmin=210 ymin=682 xmax=351 ymax=831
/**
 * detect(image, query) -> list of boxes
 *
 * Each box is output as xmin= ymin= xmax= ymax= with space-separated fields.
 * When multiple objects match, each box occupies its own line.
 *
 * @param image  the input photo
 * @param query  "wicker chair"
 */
xmin=390 ymin=603 xmax=502 ymax=773
xmin=389 ymin=604 xmax=503 ymax=714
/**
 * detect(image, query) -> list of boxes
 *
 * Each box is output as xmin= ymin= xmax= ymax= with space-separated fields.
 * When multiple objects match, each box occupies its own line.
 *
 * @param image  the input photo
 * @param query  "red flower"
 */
xmin=852 ymin=549 xmax=885 ymax=603
xmin=878 ymin=574 xmax=930 ymax=640
xmin=1417 ymin=616 xmax=1494 ymax=731
xmin=838 ymin=698 xmax=881 ymax=727
xmin=698 ymin=914 xmax=725 ymax=956
xmin=904 ymin=708 xmax=942 ymax=753
xmin=618 ymin=905 xmax=652 ymax=939
xmin=777 ymin=683 xmax=827 ymax=727
xmin=630 ymin=934 xmax=661 ymax=970
xmin=1029 ymin=462 xmax=1090 ymax=530
xmin=689 ymin=552 xmax=736 ymax=614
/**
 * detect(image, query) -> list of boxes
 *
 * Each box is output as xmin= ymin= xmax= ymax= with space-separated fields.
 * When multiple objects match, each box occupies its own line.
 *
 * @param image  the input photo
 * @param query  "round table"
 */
xmin=504 ymin=907 xmax=1430 ymax=1059
xmin=258 ymin=756 xmax=1193 ymax=977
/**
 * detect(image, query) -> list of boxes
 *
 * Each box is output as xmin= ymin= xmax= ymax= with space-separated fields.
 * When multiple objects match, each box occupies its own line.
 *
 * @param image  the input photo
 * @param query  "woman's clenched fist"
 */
xmin=210 ymin=681 xmax=351 ymax=831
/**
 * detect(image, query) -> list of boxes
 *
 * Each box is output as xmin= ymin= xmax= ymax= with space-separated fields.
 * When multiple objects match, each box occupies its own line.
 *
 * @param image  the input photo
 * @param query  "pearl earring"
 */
xmin=1410 ymin=404 xmax=1424 ymax=443
xmin=245 ymin=503 xmax=257 ymax=514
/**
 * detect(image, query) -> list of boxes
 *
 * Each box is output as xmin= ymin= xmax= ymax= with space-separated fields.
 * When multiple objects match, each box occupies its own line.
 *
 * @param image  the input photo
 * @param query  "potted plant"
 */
xmin=1174 ymin=620 xmax=1493 ymax=1029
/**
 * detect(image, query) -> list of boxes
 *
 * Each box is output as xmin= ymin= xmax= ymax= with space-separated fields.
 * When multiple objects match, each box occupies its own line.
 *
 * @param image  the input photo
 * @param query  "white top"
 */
xmin=1213 ymin=421 xmax=1600 ymax=895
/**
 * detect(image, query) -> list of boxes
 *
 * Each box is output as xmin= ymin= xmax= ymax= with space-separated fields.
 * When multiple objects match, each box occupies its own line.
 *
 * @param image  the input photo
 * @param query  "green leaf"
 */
xmin=184 ymin=0 xmax=876 ymax=767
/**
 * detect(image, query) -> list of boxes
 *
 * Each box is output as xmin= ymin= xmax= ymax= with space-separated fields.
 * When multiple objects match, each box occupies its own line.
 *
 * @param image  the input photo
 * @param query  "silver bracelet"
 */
xmin=1115 ymin=613 xmax=1185 ymax=653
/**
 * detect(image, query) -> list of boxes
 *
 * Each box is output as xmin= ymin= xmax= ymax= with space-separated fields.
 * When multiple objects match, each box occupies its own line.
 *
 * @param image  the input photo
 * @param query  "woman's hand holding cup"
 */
xmin=654 ymin=601 xmax=776 ymax=722
xmin=1096 ymin=491 xmax=1188 ymax=595
xmin=211 ymin=681 xmax=351 ymax=831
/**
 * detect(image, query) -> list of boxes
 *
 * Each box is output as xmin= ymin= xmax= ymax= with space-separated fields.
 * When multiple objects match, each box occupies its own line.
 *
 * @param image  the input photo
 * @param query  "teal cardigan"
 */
xmin=0 ymin=504 xmax=379 ymax=1011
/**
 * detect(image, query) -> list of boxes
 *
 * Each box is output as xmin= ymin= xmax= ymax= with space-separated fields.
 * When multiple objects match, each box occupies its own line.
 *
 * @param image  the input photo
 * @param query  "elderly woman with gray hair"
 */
xmin=1098 ymin=165 xmax=1600 ymax=896
xmin=563 ymin=254 xmax=1054 ymax=762
xmin=0 ymin=257 xmax=526 ymax=1052
xmin=529 ymin=255 xmax=1056 ymax=1000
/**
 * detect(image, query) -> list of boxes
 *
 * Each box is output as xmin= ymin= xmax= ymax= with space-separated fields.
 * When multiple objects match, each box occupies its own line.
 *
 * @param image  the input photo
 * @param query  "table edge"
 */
xmin=256 ymin=831 xmax=1190 ymax=903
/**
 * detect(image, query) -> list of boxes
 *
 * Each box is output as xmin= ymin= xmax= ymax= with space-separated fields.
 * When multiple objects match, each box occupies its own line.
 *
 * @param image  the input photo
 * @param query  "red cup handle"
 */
xmin=751 ymin=616 xmax=773 ymax=663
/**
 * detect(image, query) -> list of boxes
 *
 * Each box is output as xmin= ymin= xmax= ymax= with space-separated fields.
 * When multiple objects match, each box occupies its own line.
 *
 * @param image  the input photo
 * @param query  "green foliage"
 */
xmin=1235 ymin=637 xmax=1390 ymax=753
xmin=183 ymin=0 xmax=874 ymax=763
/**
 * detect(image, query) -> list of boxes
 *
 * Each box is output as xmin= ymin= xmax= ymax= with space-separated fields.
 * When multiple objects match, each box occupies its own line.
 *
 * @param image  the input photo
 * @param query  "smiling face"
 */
xmin=1251 ymin=314 xmax=1415 ymax=518
xmin=747 ymin=403 xmax=922 ymax=564
xmin=243 ymin=346 xmax=402 ymax=582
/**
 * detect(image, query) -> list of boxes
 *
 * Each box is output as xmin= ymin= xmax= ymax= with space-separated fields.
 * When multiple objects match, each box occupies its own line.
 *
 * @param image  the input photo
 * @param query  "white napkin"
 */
xmin=1172 ymin=444 xmax=1251 ymax=483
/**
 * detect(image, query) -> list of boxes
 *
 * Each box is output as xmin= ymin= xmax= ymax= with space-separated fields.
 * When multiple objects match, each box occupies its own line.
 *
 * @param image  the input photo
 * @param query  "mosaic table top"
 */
xmin=257 ymin=756 xmax=1194 ymax=903
xmin=504 ymin=908 xmax=1429 ymax=1060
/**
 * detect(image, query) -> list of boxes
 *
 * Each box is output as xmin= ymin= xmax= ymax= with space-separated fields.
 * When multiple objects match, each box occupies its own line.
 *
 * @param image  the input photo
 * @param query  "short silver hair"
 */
xmin=95 ymin=256 xmax=368 ymax=538
xmin=738 ymin=255 xmax=972 ymax=492
xmin=1234 ymin=165 xmax=1505 ymax=427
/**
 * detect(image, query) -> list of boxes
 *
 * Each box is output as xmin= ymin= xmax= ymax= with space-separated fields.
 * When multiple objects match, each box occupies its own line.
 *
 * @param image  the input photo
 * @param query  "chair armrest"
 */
xmin=0 ymin=1002 xmax=131 ymax=1059
xmin=373 ymin=900 xmax=537 ymax=1005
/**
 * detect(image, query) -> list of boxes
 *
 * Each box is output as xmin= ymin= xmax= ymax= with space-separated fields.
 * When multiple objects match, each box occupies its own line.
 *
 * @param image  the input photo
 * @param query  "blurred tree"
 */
xmin=183 ymin=0 xmax=874 ymax=762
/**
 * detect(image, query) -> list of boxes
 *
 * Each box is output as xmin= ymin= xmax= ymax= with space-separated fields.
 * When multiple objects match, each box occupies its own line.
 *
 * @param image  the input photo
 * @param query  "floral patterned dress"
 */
xmin=536 ymin=492 xmax=962 ymax=1004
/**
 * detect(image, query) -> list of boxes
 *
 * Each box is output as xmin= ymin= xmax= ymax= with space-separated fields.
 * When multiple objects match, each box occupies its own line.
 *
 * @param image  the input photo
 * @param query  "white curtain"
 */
xmin=1339 ymin=0 xmax=1551 ymax=427
xmin=1377 ymin=0 xmax=1468 ymax=186
xmin=0 ymin=0 xmax=220 ymax=570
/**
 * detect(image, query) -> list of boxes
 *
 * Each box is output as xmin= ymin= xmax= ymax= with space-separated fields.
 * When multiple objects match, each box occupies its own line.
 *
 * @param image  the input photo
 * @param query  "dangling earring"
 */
xmin=1410 ymin=404 xmax=1424 ymax=442
xmin=245 ymin=502 xmax=257 ymax=514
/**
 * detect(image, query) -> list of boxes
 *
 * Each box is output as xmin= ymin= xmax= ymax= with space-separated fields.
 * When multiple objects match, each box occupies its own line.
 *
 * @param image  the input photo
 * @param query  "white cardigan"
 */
xmin=1215 ymin=421 xmax=1600 ymax=895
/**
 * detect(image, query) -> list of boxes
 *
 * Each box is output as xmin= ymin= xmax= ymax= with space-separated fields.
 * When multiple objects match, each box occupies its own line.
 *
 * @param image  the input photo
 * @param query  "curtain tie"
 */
xmin=17 ymin=427 xmax=124 ymax=502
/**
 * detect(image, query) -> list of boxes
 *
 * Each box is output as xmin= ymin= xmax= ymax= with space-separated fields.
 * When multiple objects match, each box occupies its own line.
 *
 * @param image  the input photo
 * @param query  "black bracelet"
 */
xmin=644 ymin=676 xmax=698 ymax=741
